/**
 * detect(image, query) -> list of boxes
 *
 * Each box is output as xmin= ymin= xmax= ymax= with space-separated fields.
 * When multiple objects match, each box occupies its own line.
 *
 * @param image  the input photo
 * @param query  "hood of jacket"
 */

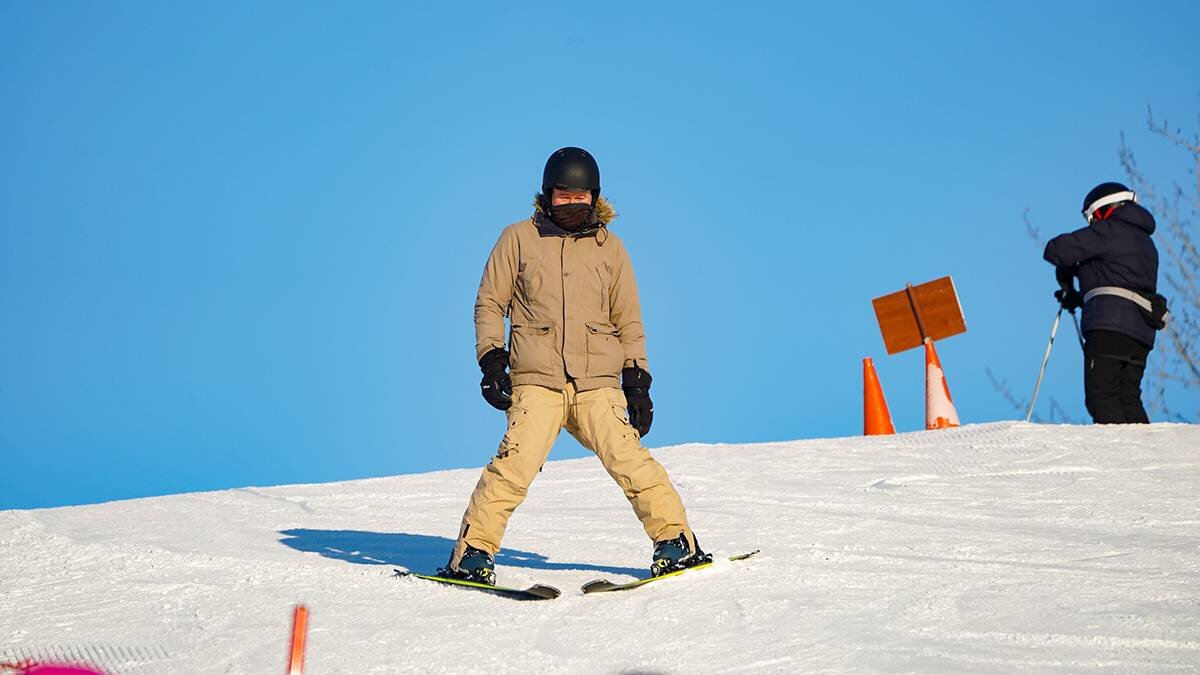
xmin=1106 ymin=202 xmax=1156 ymax=235
xmin=532 ymin=194 xmax=617 ymax=240
xmin=533 ymin=193 xmax=617 ymax=222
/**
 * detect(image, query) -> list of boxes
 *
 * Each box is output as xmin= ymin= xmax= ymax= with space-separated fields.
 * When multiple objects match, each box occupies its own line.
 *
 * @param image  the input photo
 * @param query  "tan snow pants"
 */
xmin=450 ymin=382 xmax=694 ymax=568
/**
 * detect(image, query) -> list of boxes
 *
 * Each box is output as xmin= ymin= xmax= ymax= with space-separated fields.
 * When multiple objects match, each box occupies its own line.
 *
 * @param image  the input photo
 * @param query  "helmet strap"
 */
xmin=1086 ymin=204 xmax=1119 ymax=224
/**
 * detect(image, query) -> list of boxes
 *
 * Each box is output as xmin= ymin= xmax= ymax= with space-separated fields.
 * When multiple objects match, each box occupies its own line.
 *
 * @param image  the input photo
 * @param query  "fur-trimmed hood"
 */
xmin=532 ymin=194 xmax=617 ymax=224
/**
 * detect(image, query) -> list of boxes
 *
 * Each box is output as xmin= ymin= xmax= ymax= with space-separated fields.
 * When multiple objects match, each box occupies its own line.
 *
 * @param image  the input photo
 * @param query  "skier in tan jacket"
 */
xmin=441 ymin=147 xmax=707 ymax=585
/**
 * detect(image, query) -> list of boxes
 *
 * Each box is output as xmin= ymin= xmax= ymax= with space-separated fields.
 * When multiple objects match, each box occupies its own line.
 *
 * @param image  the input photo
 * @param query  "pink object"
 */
xmin=24 ymin=665 xmax=106 ymax=675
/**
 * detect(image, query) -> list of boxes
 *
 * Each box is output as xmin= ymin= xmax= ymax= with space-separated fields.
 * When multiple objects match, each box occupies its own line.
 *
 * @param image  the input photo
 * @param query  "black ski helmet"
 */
xmin=1082 ymin=181 xmax=1136 ymax=223
xmin=542 ymin=147 xmax=600 ymax=201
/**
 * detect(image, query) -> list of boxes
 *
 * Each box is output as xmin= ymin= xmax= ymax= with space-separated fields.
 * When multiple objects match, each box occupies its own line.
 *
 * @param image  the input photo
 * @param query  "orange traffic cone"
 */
xmin=924 ymin=338 xmax=960 ymax=430
xmin=863 ymin=357 xmax=895 ymax=435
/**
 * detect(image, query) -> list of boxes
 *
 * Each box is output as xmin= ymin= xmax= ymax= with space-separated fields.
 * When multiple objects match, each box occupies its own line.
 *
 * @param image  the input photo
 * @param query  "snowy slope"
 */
xmin=2 ymin=422 xmax=1199 ymax=674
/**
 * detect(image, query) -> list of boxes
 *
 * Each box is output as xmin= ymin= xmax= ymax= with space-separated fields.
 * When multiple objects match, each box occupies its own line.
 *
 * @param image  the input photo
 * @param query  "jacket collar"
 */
xmin=531 ymin=194 xmax=616 ymax=242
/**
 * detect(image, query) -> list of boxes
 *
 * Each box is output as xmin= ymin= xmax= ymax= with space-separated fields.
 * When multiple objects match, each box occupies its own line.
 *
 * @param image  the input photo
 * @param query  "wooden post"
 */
xmin=904 ymin=282 xmax=929 ymax=342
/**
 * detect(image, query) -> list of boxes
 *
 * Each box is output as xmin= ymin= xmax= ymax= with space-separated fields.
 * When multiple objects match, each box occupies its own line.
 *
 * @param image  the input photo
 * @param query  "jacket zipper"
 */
xmin=560 ymin=238 xmax=568 ymax=371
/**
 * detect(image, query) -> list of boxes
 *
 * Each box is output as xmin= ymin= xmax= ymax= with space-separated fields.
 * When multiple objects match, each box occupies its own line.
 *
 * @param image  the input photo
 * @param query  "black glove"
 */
xmin=1054 ymin=288 xmax=1084 ymax=313
xmin=1054 ymin=265 xmax=1084 ymax=313
xmin=621 ymin=364 xmax=654 ymax=438
xmin=479 ymin=348 xmax=512 ymax=411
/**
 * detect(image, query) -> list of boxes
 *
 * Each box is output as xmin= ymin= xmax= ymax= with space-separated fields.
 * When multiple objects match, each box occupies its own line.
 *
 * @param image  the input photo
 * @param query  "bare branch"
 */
xmin=986 ymin=367 xmax=1037 ymax=422
xmin=1147 ymin=105 xmax=1200 ymax=155
xmin=1047 ymin=398 xmax=1077 ymax=424
xmin=1023 ymin=208 xmax=1044 ymax=249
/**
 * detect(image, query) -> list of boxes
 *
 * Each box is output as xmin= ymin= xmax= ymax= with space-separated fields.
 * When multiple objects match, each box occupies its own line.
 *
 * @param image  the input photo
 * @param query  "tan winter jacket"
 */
xmin=474 ymin=196 xmax=649 ymax=392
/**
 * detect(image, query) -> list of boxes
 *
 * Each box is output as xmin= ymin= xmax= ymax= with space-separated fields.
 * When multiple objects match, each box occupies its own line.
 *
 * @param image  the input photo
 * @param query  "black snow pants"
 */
xmin=1083 ymin=330 xmax=1151 ymax=424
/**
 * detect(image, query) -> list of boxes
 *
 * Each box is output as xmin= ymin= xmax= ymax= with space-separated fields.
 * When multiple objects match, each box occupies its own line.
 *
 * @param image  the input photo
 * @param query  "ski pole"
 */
xmin=1026 ymin=306 xmax=1064 ymax=422
xmin=1069 ymin=309 xmax=1085 ymax=351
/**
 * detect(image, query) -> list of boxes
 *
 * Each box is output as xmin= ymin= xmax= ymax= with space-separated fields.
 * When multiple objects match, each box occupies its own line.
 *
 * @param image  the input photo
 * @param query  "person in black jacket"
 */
xmin=1043 ymin=182 xmax=1161 ymax=424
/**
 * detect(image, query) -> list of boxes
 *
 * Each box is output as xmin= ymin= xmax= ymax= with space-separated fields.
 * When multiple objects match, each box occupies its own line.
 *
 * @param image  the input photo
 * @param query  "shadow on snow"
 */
xmin=278 ymin=529 xmax=644 ymax=577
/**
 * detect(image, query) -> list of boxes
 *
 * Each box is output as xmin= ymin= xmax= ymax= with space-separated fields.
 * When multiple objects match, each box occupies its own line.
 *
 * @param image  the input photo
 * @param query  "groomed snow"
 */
xmin=3 ymin=422 xmax=1199 ymax=673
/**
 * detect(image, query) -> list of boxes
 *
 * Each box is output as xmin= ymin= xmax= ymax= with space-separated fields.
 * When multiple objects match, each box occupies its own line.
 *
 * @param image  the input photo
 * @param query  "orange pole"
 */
xmin=287 ymin=605 xmax=309 ymax=675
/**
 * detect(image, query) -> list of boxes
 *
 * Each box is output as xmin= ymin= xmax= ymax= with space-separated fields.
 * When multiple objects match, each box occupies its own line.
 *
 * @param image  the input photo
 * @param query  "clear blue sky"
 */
xmin=3 ymin=2 xmax=1198 ymax=510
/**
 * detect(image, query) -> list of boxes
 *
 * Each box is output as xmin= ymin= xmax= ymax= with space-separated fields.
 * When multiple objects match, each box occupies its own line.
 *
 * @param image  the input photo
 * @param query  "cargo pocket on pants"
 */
xmin=495 ymin=405 xmax=528 ymax=460
xmin=604 ymin=388 xmax=636 ymax=440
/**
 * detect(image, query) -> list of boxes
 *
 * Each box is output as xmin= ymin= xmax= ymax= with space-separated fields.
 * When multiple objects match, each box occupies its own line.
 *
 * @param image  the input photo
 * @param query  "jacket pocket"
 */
xmin=509 ymin=321 xmax=558 ymax=379
xmin=585 ymin=322 xmax=624 ymax=378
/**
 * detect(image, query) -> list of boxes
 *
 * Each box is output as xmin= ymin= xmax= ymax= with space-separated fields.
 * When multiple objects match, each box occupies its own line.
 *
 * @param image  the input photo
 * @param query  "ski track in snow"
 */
xmin=2 ymin=421 xmax=1199 ymax=673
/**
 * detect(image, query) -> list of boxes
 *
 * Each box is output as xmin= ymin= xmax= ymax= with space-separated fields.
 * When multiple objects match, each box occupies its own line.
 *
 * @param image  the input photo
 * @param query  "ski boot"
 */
xmin=650 ymin=532 xmax=712 ymax=577
xmin=438 ymin=545 xmax=497 ymax=586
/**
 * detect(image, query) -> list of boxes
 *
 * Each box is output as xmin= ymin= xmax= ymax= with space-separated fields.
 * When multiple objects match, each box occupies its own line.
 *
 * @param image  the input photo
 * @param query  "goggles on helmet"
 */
xmin=1082 ymin=190 xmax=1136 ymax=224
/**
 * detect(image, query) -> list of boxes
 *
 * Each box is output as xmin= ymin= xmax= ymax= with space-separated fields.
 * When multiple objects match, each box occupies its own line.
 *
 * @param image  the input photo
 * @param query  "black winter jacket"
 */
xmin=1043 ymin=203 xmax=1158 ymax=348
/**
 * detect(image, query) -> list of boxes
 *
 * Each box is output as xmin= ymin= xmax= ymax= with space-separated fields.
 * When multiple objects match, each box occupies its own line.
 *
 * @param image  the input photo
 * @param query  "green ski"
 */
xmin=581 ymin=550 xmax=760 ymax=594
xmin=395 ymin=570 xmax=561 ymax=600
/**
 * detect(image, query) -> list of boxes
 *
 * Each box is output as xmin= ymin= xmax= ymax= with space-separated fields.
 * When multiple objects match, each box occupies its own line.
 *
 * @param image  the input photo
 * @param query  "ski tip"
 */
xmin=525 ymin=585 xmax=562 ymax=600
xmin=581 ymin=579 xmax=620 ymax=594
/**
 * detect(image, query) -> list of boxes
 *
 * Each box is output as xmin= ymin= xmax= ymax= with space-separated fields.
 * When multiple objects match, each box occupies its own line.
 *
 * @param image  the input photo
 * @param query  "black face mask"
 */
xmin=549 ymin=202 xmax=593 ymax=230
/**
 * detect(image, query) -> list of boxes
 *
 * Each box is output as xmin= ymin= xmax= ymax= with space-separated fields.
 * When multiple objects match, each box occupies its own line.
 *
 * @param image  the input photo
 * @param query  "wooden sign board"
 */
xmin=872 ymin=276 xmax=966 ymax=355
